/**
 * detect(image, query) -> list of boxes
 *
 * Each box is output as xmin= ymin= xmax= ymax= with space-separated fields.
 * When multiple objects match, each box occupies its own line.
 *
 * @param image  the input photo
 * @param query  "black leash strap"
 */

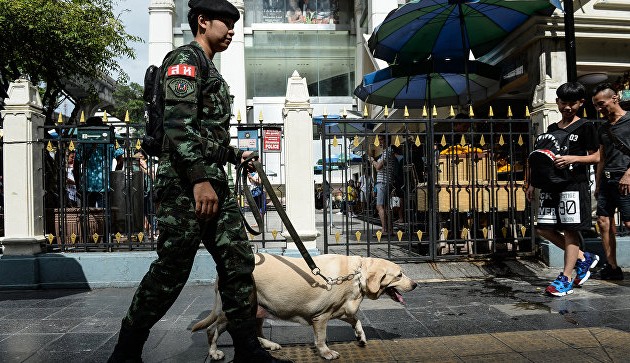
xmin=236 ymin=154 xmax=329 ymax=284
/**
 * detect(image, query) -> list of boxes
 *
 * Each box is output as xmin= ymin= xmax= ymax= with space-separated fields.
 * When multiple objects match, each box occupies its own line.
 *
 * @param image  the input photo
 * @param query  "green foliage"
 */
xmin=111 ymin=82 xmax=144 ymax=123
xmin=0 ymin=0 xmax=141 ymax=121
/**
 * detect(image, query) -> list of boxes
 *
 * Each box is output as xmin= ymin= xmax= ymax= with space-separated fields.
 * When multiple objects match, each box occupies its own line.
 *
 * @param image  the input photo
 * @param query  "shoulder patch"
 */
xmin=167 ymin=64 xmax=197 ymax=78
xmin=166 ymin=78 xmax=196 ymax=99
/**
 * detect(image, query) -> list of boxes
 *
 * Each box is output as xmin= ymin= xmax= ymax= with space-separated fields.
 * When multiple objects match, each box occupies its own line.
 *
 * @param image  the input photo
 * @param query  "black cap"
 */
xmin=188 ymin=0 xmax=240 ymax=22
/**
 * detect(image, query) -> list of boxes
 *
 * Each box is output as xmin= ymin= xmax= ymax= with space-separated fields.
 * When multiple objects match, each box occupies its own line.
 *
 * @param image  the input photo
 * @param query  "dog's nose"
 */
xmin=412 ymin=281 xmax=418 ymax=289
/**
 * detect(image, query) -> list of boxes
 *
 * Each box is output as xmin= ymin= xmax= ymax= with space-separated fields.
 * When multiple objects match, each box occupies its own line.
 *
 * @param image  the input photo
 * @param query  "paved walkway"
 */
xmin=0 ymin=259 xmax=628 ymax=362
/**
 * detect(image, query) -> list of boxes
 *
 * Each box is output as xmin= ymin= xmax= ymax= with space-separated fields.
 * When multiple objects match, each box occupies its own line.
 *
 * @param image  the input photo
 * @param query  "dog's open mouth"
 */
xmin=385 ymin=287 xmax=404 ymax=304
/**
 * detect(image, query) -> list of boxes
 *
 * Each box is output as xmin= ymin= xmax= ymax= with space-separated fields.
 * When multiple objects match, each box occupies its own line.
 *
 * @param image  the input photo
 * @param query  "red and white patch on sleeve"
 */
xmin=167 ymin=64 xmax=197 ymax=78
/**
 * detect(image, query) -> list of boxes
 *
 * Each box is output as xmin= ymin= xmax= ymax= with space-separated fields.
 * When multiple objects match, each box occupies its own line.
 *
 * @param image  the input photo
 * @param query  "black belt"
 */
xmin=236 ymin=154 xmax=329 ymax=284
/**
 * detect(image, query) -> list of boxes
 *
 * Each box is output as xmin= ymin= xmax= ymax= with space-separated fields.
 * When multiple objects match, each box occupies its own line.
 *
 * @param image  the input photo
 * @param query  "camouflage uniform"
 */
xmin=122 ymin=41 xmax=255 ymax=331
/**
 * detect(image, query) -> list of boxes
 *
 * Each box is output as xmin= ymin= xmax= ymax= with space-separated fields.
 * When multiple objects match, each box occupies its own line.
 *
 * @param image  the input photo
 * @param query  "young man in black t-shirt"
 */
xmin=594 ymin=83 xmax=630 ymax=281
xmin=527 ymin=82 xmax=600 ymax=296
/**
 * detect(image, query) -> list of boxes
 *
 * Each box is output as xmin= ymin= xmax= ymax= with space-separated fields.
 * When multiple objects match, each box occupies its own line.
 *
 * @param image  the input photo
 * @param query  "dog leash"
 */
xmin=236 ymin=153 xmax=332 ymax=285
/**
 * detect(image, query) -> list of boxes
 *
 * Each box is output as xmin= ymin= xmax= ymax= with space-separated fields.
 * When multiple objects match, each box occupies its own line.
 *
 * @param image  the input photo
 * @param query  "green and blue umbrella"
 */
xmin=368 ymin=0 xmax=557 ymax=65
xmin=354 ymin=60 xmax=500 ymax=109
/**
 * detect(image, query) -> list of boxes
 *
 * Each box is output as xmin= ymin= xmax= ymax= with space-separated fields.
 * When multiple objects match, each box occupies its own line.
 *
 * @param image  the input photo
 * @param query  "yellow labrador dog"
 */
xmin=191 ymin=253 xmax=417 ymax=360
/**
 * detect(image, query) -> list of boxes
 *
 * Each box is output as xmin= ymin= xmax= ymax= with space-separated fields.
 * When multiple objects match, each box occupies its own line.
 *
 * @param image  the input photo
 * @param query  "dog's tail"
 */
xmin=191 ymin=311 xmax=218 ymax=332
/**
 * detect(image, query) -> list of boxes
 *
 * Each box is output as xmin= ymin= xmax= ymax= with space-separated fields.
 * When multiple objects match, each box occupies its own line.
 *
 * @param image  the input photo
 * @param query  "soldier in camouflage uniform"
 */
xmin=109 ymin=1 xmax=292 ymax=362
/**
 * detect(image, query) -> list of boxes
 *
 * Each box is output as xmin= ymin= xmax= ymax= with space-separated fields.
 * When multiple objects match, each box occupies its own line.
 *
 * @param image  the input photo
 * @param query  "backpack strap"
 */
xmin=561 ymin=118 xmax=587 ymax=135
xmin=604 ymin=124 xmax=630 ymax=157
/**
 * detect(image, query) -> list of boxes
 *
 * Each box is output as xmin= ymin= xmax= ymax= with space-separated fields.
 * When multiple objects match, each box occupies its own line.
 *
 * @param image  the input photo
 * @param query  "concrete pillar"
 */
xmin=369 ymin=0 xmax=398 ymax=34
xmin=223 ymin=0 xmax=247 ymax=131
xmin=531 ymin=39 xmax=567 ymax=133
xmin=148 ymin=0 xmax=175 ymax=66
xmin=282 ymin=71 xmax=318 ymax=251
xmin=1 ymin=78 xmax=46 ymax=255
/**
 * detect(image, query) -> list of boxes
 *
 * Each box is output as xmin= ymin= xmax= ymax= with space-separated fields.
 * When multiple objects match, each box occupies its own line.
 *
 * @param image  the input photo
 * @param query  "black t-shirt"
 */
xmin=598 ymin=112 xmax=630 ymax=173
xmin=546 ymin=119 xmax=598 ymax=182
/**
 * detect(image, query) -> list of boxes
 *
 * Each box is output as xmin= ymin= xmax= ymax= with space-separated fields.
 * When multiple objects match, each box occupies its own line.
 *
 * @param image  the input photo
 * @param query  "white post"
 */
xmin=148 ymin=0 xmax=175 ymax=66
xmin=1 ymin=78 xmax=46 ymax=255
xmin=223 ymin=0 xmax=247 ymax=130
xmin=369 ymin=0 xmax=398 ymax=34
xmin=531 ymin=40 xmax=567 ymax=133
xmin=282 ymin=71 xmax=318 ymax=251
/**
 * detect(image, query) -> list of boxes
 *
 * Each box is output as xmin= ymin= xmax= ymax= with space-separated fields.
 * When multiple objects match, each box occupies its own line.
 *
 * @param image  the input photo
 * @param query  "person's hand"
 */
xmin=619 ymin=171 xmax=630 ymax=195
xmin=241 ymin=151 xmax=258 ymax=172
xmin=554 ymin=155 xmax=575 ymax=169
xmin=526 ymin=185 xmax=535 ymax=202
xmin=193 ymin=181 xmax=219 ymax=220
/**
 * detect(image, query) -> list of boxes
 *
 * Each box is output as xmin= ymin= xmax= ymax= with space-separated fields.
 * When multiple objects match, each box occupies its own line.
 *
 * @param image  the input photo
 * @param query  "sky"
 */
xmin=114 ymin=0 xmax=150 ymax=85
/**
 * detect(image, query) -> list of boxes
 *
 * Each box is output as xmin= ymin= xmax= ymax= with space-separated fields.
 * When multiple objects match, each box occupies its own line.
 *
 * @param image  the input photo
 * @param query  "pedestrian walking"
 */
xmin=593 ymin=82 xmax=629 ymax=281
xmin=526 ymin=82 xmax=600 ymax=297
xmin=108 ymin=1 xmax=292 ymax=362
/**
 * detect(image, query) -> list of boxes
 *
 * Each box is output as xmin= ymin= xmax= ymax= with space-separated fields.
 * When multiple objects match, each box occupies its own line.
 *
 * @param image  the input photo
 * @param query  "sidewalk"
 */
xmin=0 ymin=258 xmax=628 ymax=362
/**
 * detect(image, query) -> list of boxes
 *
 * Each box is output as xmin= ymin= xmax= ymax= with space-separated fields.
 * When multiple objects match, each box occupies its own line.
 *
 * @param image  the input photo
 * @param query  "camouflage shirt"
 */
xmin=155 ymin=41 xmax=239 ymax=189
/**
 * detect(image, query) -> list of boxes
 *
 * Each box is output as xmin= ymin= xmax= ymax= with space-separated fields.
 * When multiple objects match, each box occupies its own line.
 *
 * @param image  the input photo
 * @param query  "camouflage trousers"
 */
xmin=123 ymin=179 xmax=256 ymax=331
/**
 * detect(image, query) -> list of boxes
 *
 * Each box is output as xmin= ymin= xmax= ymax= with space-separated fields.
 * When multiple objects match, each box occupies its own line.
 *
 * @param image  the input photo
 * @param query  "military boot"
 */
xmin=107 ymin=321 xmax=150 ymax=363
xmin=228 ymin=320 xmax=294 ymax=363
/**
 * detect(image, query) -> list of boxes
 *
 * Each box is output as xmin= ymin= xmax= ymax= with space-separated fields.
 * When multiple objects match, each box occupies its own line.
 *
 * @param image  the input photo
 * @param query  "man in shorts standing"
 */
xmin=594 ymin=82 xmax=629 ymax=280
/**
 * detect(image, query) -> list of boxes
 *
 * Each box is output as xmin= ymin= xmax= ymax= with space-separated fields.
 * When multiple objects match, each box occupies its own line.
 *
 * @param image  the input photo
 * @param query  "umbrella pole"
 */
xmin=458 ymin=3 xmax=472 ymax=106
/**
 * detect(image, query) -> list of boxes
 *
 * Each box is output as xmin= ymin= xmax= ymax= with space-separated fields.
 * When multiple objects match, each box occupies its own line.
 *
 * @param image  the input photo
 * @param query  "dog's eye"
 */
xmin=397 ymin=272 xmax=403 ymax=278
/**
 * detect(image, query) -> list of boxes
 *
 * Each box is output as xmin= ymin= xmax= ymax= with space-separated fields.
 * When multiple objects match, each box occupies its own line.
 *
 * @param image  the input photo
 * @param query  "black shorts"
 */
xmin=537 ymin=182 xmax=592 ymax=231
xmin=597 ymin=178 xmax=630 ymax=222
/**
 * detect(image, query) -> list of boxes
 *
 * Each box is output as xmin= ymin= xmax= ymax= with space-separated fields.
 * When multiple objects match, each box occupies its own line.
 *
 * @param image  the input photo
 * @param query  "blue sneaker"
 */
xmin=545 ymin=273 xmax=574 ymax=297
xmin=574 ymin=252 xmax=599 ymax=286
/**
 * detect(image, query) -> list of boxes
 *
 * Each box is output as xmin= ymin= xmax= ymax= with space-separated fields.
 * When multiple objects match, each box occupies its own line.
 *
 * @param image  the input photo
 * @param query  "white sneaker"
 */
xmin=335 ymin=211 xmax=343 ymax=215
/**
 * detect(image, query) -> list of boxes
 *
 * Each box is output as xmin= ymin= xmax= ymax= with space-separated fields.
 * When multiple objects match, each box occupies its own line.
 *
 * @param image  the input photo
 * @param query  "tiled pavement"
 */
xmin=0 ymin=262 xmax=629 ymax=362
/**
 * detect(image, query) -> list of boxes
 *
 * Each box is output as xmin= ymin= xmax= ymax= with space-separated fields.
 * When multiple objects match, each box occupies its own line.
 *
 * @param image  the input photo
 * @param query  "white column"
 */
xmin=1 ymin=78 xmax=46 ymax=255
xmin=368 ymin=0 xmax=398 ymax=34
xmin=148 ymin=0 xmax=175 ymax=66
xmin=282 ymin=71 xmax=318 ymax=250
xmin=531 ymin=40 xmax=567 ymax=133
xmin=223 ymin=0 xmax=247 ymax=131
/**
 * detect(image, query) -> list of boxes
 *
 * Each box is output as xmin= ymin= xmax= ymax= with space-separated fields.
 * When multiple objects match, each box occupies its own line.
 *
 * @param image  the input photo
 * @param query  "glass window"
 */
xmin=246 ymin=30 xmax=355 ymax=97
xmin=244 ymin=0 xmax=350 ymax=26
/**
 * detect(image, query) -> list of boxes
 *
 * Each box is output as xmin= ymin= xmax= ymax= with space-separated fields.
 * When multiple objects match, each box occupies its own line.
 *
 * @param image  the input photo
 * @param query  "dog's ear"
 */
xmin=363 ymin=258 xmax=386 ymax=296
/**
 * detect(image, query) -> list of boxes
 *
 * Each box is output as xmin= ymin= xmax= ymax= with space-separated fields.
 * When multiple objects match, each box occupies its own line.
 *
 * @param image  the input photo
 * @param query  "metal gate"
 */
xmin=42 ymin=120 xmax=157 ymax=251
xmin=232 ymin=122 xmax=288 ymax=250
xmin=319 ymin=117 xmax=536 ymax=261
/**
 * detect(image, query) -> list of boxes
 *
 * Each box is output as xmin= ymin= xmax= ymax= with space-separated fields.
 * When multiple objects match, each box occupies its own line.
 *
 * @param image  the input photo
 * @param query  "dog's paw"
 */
xmin=356 ymin=338 xmax=367 ymax=347
xmin=319 ymin=349 xmax=340 ymax=360
xmin=209 ymin=348 xmax=224 ymax=361
xmin=258 ymin=337 xmax=282 ymax=351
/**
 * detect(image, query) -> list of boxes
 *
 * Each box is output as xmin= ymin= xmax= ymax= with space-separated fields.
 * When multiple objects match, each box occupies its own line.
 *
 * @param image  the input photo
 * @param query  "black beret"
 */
xmin=188 ymin=0 xmax=240 ymax=22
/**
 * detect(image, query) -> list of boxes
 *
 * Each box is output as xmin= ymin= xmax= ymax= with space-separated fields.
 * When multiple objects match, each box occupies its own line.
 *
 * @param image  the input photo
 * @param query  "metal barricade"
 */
xmin=42 ymin=121 xmax=157 ymax=251
xmin=320 ymin=117 xmax=536 ymax=261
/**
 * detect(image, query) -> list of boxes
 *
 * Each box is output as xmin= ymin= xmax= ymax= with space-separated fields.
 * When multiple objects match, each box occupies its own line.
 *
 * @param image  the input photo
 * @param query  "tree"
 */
xmin=111 ymin=82 xmax=144 ymax=124
xmin=0 ymin=0 xmax=141 ymax=123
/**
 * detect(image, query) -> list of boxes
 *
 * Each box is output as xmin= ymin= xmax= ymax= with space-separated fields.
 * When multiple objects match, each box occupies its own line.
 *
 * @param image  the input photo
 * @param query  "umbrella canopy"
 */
xmin=354 ymin=60 xmax=500 ymax=108
xmin=368 ymin=0 xmax=556 ymax=65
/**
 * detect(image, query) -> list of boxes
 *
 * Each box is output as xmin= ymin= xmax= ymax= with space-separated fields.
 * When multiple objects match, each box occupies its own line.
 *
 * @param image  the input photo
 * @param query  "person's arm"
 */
xmin=595 ymin=144 xmax=605 ymax=197
xmin=554 ymin=149 xmax=600 ymax=167
xmin=370 ymin=151 xmax=386 ymax=171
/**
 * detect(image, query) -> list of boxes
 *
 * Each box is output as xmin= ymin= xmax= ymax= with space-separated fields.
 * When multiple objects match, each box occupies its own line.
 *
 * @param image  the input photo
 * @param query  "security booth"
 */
xmin=319 ymin=115 xmax=536 ymax=261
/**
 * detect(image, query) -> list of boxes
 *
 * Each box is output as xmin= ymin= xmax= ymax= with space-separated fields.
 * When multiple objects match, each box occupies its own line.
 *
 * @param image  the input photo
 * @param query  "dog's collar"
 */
xmin=324 ymin=259 xmax=362 ymax=286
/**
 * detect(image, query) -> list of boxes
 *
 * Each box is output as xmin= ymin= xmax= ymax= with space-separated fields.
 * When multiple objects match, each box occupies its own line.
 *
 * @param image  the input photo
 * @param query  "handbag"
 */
xmin=251 ymin=185 xmax=263 ymax=197
xmin=390 ymin=195 xmax=401 ymax=208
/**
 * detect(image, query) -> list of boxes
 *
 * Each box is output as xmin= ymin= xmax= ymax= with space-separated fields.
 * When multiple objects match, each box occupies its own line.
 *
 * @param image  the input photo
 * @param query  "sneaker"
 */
xmin=599 ymin=264 xmax=624 ymax=280
xmin=574 ymin=252 xmax=599 ymax=286
xmin=545 ymin=273 xmax=574 ymax=297
xmin=335 ymin=211 xmax=343 ymax=215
